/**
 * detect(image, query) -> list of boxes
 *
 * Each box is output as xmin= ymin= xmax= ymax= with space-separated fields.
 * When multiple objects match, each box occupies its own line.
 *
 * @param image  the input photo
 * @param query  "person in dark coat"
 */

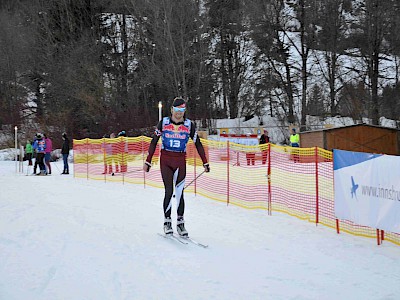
xmin=61 ymin=132 xmax=70 ymax=174
xmin=259 ymin=129 xmax=270 ymax=165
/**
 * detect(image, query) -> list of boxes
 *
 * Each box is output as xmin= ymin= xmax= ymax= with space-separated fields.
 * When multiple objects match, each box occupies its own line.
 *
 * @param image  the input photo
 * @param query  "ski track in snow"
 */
xmin=0 ymin=161 xmax=400 ymax=300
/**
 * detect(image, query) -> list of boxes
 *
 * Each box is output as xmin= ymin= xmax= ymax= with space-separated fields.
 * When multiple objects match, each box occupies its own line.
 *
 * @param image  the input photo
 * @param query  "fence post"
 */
xmin=19 ymin=145 xmax=24 ymax=173
xmin=103 ymin=138 xmax=106 ymax=183
xmin=377 ymin=229 xmax=381 ymax=245
xmin=86 ymin=138 xmax=89 ymax=180
xmin=73 ymin=139 xmax=75 ymax=178
xmin=142 ymin=136 xmax=146 ymax=188
xmin=315 ymin=147 xmax=319 ymax=225
xmin=267 ymin=143 xmax=272 ymax=215
xmin=227 ymin=141 xmax=230 ymax=206
xmin=194 ymin=142 xmax=197 ymax=196
xmin=121 ymin=136 xmax=125 ymax=185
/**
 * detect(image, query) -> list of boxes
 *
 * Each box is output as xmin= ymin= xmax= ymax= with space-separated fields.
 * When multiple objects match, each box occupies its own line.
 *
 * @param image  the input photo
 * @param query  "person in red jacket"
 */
xmin=143 ymin=97 xmax=210 ymax=237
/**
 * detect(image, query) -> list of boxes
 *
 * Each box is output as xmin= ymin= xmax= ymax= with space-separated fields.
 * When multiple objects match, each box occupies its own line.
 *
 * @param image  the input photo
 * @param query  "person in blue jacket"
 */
xmin=33 ymin=133 xmax=47 ymax=175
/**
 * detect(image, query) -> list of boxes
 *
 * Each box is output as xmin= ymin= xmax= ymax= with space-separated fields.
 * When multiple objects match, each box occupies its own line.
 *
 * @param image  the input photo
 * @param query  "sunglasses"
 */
xmin=173 ymin=107 xmax=186 ymax=112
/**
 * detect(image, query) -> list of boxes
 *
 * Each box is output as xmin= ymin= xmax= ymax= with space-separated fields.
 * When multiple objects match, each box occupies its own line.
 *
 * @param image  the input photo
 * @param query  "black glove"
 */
xmin=143 ymin=161 xmax=152 ymax=172
xmin=203 ymin=163 xmax=210 ymax=173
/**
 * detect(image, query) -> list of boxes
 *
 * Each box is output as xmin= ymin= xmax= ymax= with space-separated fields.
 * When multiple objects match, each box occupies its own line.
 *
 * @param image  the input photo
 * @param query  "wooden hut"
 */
xmin=300 ymin=124 xmax=400 ymax=155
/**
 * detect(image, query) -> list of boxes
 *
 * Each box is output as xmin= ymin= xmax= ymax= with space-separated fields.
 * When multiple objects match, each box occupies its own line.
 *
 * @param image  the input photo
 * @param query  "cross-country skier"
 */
xmin=143 ymin=97 xmax=210 ymax=237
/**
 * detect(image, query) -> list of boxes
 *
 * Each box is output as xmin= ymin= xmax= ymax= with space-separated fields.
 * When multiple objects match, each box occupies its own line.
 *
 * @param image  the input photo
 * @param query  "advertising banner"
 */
xmin=219 ymin=134 xmax=259 ymax=146
xmin=334 ymin=149 xmax=400 ymax=233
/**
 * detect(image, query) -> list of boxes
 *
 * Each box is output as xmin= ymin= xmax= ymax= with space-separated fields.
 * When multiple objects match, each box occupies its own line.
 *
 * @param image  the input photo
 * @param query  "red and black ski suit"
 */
xmin=146 ymin=117 xmax=208 ymax=218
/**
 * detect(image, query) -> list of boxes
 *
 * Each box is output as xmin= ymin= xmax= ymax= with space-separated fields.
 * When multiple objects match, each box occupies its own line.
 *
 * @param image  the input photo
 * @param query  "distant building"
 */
xmin=300 ymin=124 xmax=400 ymax=155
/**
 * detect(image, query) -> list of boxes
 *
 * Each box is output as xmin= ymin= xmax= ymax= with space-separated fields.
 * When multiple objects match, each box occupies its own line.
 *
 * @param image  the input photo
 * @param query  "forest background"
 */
xmin=0 ymin=0 xmax=400 ymax=148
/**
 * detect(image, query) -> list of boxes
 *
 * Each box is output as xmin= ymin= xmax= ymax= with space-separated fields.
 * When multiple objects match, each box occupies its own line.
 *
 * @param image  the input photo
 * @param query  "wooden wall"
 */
xmin=298 ymin=131 xmax=324 ymax=149
xmin=325 ymin=126 xmax=398 ymax=155
xmin=300 ymin=125 xmax=399 ymax=155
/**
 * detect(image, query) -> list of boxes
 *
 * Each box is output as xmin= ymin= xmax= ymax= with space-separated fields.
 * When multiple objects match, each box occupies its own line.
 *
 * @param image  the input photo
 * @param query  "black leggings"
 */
xmin=160 ymin=151 xmax=186 ymax=219
xmin=36 ymin=153 xmax=45 ymax=171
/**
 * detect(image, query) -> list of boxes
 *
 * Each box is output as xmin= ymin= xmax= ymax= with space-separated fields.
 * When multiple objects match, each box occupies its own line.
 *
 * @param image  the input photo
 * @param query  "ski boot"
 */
xmin=164 ymin=217 xmax=173 ymax=235
xmin=177 ymin=217 xmax=188 ymax=237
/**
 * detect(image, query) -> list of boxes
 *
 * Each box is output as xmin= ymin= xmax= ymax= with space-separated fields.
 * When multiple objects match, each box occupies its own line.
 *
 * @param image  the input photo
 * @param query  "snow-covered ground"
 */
xmin=1 ymin=160 xmax=400 ymax=300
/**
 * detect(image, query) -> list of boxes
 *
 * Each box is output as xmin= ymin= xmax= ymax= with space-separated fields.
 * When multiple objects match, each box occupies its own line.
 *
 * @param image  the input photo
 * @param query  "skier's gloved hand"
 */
xmin=203 ymin=163 xmax=210 ymax=173
xmin=143 ymin=161 xmax=152 ymax=172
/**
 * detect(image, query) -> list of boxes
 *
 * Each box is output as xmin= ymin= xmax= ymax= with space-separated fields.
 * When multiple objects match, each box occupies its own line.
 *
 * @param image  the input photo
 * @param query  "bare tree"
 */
xmin=248 ymin=0 xmax=297 ymax=124
xmin=206 ymin=0 xmax=251 ymax=119
xmin=121 ymin=0 xmax=214 ymax=125
xmin=312 ymin=0 xmax=353 ymax=116
xmin=350 ymin=0 xmax=399 ymax=125
xmin=285 ymin=0 xmax=321 ymax=130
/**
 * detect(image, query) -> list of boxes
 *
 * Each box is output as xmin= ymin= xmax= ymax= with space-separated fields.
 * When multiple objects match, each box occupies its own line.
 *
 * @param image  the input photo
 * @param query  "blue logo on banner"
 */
xmin=350 ymin=176 xmax=359 ymax=199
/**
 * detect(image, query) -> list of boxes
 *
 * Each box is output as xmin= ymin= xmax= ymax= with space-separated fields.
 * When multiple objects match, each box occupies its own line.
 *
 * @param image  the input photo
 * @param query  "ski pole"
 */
xmin=173 ymin=170 xmax=206 ymax=198
xmin=53 ymin=160 xmax=62 ymax=173
xmin=111 ymin=168 xmax=143 ymax=176
xmin=184 ymin=170 xmax=206 ymax=190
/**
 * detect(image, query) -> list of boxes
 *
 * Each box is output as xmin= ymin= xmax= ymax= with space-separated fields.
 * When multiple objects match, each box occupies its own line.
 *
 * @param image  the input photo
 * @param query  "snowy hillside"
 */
xmin=1 ymin=161 xmax=399 ymax=300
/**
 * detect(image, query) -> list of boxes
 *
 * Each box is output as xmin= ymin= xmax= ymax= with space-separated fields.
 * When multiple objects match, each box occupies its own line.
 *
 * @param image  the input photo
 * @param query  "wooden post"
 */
xmin=376 ymin=229 xmax=381 ymax=245
xmin=336 ymin=219 xmax=340 ymax=234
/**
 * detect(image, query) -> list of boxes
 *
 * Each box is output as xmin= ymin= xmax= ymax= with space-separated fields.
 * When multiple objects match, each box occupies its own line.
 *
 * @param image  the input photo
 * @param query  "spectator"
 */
xmin=61 ymin=132 xmax=70 ymax=174
xmin=290 ymin=128 xmax=300 ymax=147
xmin=44 ymin=133 xmax=53 ymax=175
xmin=290 ymin=128 xmax=300 ymax=162
xmin=25 ymin=140 xmax=33 ymax=166
xmin=33 ymin=133 xmax=47 ymax=175
xmin=259 ymin=129 xmax=270 ymax=165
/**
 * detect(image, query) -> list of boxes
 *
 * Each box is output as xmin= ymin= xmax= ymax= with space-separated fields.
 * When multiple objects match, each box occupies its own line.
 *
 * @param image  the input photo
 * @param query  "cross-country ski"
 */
xmin=158 ymin=233 xmax=208 ymax=248
xmin=157 ymin=233 xmax=188 ymax=244
xmin=180 ymin=236 xmax=208 ymax=248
